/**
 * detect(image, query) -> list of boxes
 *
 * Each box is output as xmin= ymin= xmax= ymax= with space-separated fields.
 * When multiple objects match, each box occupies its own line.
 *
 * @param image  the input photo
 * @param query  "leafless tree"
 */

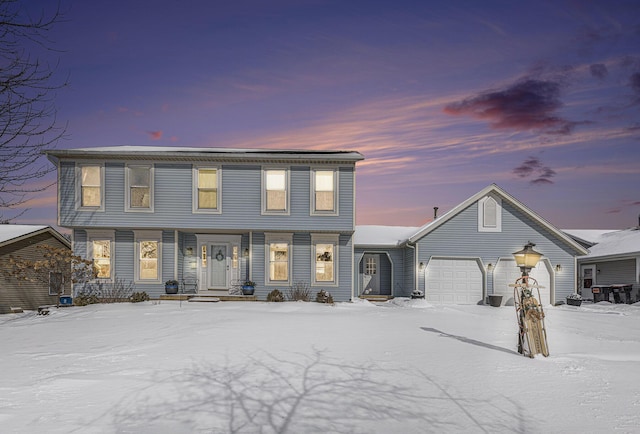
xmin=0 ymin=0 xmax=66 ymax=221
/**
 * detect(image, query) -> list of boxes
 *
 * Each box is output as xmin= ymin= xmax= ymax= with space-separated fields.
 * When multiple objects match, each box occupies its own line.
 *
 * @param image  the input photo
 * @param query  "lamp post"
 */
xmin=512 ymin=241 xmax=549 ymax=357
xmin=512 ymin=241 xmax=542 ymax=279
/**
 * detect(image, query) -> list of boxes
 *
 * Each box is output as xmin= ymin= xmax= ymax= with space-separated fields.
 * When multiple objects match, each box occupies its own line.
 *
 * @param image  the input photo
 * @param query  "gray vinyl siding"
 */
xmin=580 ymin=258 xmax=638 ymax=301
xmin=0 ymin=232 xmax=71 ymax=313
xmin=59 ymin=162 xmax=355 ymax=232
xmin=353 ymin=247 xmax=405 ymax=297
xmin=415 ymin=199 xmax=579 ymax=304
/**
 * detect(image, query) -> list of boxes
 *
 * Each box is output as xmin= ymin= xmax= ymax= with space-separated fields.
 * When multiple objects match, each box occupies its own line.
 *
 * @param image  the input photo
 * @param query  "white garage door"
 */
xmin=425 ymin=258 xmax=483 ymax=304
xmin=493 ymin=259 xmax=551 ymax=306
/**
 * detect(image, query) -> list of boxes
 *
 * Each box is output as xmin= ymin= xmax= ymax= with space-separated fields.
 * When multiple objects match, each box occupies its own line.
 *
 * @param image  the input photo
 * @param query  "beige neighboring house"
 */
xmin=0 ymin=225 xmax=71 ymax=314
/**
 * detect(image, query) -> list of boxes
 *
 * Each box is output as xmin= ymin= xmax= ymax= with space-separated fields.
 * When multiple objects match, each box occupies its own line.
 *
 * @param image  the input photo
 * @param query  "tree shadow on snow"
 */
xmin=111 ymin=348 xmax=531 ymax=433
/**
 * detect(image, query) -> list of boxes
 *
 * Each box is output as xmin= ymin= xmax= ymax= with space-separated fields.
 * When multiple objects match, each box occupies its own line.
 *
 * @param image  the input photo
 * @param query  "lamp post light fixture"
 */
xmin=512 ymin=241 xmax=542 ymax=276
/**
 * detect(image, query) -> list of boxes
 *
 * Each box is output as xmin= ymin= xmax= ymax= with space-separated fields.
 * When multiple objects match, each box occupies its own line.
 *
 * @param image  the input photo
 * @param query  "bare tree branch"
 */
xmin=0 ymin=0 xmax=67 ymax=219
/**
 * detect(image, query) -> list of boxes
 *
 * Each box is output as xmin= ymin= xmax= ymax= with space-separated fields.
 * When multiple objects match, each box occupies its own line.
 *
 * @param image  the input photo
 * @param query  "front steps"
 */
xmin=159 ymin=291 xmax=257 ymax=303
xmin=359 ymin=295 xmax=394 ymax=302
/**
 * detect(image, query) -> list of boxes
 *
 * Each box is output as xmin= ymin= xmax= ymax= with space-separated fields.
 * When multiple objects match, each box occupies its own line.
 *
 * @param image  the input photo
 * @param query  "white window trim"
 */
xmin=134 ymin=230 xmax=162 ymax=283
xmin=310 ymin=168 xmax=339 ymax=216
xmin=86 ymin=229 xmax=115 ymax=281
xmin=49 ymin=271 xmax=64 ymax=296
xmin=261 ymin=167 xmax=290 ymax=215
xmin=192 ymin=165 xmax=222 ymax=214
xmin=125 ymin=163 xmax=154 ymax=213
xmin=478 ymin=195 xmax=502 ymax=232
xmin=311 ymin=234 xmax=339 ymax=286
xmin=264 ymin=232 xmax=293 ymax=286
xmin=75 ymin=162 xmax=105 ymax=211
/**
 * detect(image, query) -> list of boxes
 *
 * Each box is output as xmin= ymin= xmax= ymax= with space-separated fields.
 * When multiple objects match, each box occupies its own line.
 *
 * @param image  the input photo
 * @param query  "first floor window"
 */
xmin=92 ymin=240 xmax=111 ymax=279
xmin=49 ymin=272 xmax=63 ymax=296
xmin=312 ymin=234 xmax=338 ymax=285
xmin=140 ymin=241 xmax=158 ymax=280
xmin=265 ymin=233 xmax=292 ymax=284
xmin=315 ymin=243 xmax=334 ymax=282
xmin=269 ymin=243 xmax=289 ymax=281
xmin=135 ymin=231 xmax=162 ymax=282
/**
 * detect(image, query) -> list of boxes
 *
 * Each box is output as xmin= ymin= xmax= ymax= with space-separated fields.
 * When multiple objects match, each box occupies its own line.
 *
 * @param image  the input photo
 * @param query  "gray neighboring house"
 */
xmin=354 ymin=184 xmax=588 ymax=305
xmin=0 ymin=225 xmax=71 ymax=313
xmin=46 ymin=146 xmax=364 ymax=302
xmin=564 ymin=227 xmax=640 ymax=302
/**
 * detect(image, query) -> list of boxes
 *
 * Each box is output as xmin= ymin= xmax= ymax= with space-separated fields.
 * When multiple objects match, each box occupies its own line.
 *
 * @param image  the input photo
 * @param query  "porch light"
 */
xmin=555 ymin=264 xmax=562 ymax=272
xmin=419 ymin=262 xmax=425 ymax=271
xmin=243 ymin=248 xmax=250 ymax=257
xmin=512 ymin=242 xmax=542 ymax=275
xmin=487 ymin=263 xmax=493 ymax=271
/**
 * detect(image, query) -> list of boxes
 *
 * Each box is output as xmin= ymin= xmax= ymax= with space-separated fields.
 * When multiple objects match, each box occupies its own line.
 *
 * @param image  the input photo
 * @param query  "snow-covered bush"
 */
xmin=130 ymin=291 xmax=150 ymax=303
xmin=315 ymin=289 xmax=334 ymax=305
xmin=267 ymin=289 xmax=285 ymax=302
xmin=567 ymin=293 xmax=583 ymax=300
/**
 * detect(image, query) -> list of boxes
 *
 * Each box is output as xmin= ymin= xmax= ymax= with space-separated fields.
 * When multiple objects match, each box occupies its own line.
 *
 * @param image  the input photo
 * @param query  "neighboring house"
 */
xmin=564 ymin=227 xmax=640 ymax=302
xmin=46 ymin=146 xmax=364 ymax=302
xmin=0 ymin=225 xmax=71 ymax=314
xmin=354 ymin=184 xmax=588 ymax=305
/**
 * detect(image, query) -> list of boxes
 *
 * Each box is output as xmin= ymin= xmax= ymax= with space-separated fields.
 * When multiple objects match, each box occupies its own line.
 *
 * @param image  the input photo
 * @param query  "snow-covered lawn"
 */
xmin=1 ymin=299 xmax=640 ymax=433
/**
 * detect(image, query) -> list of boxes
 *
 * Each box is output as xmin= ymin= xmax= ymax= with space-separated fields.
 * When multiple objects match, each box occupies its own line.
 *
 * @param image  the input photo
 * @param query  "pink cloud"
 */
xmin=148 ymin=130 xmax=163 ymax=140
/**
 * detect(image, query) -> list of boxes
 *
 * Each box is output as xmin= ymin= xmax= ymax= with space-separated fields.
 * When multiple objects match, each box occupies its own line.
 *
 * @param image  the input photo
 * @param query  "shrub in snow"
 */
xmin=267 ymin=289 xmax=285 ymax=302
xmin=287 ymin=281 xmax=311 ymax=302
xmin=315 ymin=289 xmax=334 ymax=305
xmin=74 ymin=293 xmax=99 ymax=306
xmin=130 ymin=291 xmax=150 ymax=303
xmin=566 ymin=293 xmax=582 ymax=300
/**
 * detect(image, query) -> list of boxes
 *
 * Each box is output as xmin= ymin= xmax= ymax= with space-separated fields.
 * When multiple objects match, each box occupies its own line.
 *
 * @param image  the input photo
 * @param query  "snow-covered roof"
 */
xmin=46 ymin=146 xmax=364 ymax=163
xmin=0 ymin=225 xmax=69 ymax=248
xmin=579 ymin=228 xmax=640 ymax=259
xmin=562 ymin=229 xmax=619 ymax=245
xmin=354 ymin=225 xmax=419 ymax=247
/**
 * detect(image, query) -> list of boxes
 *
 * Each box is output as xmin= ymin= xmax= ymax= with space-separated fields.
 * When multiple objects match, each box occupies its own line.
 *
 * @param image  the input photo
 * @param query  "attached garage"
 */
xmin=493 ymin=259 xmax=551 ymax=306
xmin=424 ymin=258 xmax=484 ymax=304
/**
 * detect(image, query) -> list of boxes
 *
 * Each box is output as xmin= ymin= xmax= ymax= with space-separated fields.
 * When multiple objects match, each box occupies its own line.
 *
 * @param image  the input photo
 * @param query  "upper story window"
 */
xmin=263 ymin=168 xmax=289 ymax=214
xmin=478 ymin=195 xmax=502 ymax=232
xmin=76 ymin=163 xmax=104 ymax=211
xmin=134 ymin=230 xmax=162 ymax=283
xmin=311 ymin=169 xmax=338 ymax=215
xmin=193 ymin=166 xmax=221 ymax=213
xmin=87 ymin=230 xmax=114 ymax=280
xmin=126 ymin=164 xmax=154 ymax=212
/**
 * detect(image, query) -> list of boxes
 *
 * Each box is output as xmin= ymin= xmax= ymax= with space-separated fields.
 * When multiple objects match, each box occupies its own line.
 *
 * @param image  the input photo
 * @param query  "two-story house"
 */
xmin=46 ymin=146 xmax=364 ymax=302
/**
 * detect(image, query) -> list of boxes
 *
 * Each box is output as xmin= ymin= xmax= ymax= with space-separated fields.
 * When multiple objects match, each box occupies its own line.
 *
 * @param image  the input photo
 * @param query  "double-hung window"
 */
xmin=311 ymin=169 xmax=337 ymax=214
xmin=126 ymin=164 xmax=153 ymax=211
xmin=87 ymin=230 xmax=114 ymax=280
xmin=263 ymin=169 xmax=288 ymax=214
xmin=134 ymin=231 xmax=162 ymax=283
xmin=193 ymin=166 xmax=220 ymax=213
xmin=49 ymin=272 xmax=64 ymax=296
xmin=265 ymin=233 xmax=292 ymax=285
xmin=312 ymin=234 xmax=338 ymax=286
xmin=76 ymin=163 xmax=104 ymax=210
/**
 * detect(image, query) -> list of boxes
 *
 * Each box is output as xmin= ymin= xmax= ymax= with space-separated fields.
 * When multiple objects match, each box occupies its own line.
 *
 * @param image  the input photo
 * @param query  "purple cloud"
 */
xmin=590 ymin=63 xmax=608 ymax=80
xmin=512 ymin=157 xmax=556 ymax=185
xmin=444 ymin=79 xmax=580 ymax=135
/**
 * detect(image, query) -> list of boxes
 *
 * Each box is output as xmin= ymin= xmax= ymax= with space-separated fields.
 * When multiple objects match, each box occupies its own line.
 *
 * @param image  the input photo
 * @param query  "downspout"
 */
xmin=174 ymin=230 xmax=179 ymax=281
xmin=249 ymin=231 xmax=253 ymax=282
xmin=406 ymin=242 xmax=417 ymax=292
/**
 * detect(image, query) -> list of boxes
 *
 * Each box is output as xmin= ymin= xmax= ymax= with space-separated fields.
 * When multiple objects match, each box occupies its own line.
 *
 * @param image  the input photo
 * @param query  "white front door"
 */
xmin=581 ymin=265 xmax=596 ymax=299
xmin=362 ymin=254 xmax=380 ymax=295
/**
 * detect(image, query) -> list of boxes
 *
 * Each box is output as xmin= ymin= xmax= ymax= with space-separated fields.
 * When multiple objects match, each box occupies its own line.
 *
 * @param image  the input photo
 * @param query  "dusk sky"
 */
xmin=15 ymin=0 xmax=640 ymax=230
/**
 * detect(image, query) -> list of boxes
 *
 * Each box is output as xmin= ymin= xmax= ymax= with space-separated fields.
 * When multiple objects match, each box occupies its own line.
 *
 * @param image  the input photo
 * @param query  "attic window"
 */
xmin=478 ymin=195 xmax=502 ymax=232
